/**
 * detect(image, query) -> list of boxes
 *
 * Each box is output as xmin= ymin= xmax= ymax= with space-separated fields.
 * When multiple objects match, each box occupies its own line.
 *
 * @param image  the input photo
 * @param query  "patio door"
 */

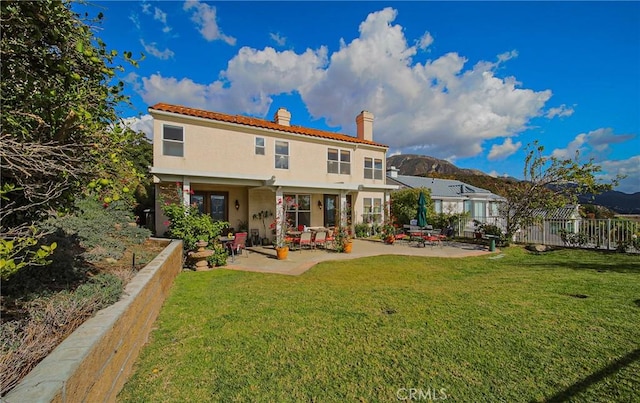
xmin=191 ymin=191 xmax=228 ymax=222
xmin=323 ymin=194 xmax=337 ymax=227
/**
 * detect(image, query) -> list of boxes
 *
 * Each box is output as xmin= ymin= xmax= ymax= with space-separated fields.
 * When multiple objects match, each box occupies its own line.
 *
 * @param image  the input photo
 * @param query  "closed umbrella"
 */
xmin=417 ymin=191 xmax=427 ymax=228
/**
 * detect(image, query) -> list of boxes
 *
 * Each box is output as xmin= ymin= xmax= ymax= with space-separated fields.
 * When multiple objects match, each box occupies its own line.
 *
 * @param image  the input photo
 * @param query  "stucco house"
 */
xmin=149 ymin=103 xmax=397 ymax=243
xmin=386 ymin=168 xmax=505 ymax=234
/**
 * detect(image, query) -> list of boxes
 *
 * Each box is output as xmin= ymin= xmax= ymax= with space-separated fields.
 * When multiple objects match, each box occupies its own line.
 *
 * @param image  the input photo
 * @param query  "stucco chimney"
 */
xmin=356 ymin=110 xmax=374 ymax=141
xmin=274 ymin=107 xmax=291 ymax=126
xmin=388 ymin=166 xmax=399 ymax=178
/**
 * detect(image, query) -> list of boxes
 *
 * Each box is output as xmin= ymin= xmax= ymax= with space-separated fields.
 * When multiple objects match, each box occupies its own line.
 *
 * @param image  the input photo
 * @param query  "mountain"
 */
xmin=387 ymin=154 xmax=638 ymax=214
xmin=578 ymin=191 xmax=640 ymax=215
xmin=387 ymin=154 xmax=484 ymax=176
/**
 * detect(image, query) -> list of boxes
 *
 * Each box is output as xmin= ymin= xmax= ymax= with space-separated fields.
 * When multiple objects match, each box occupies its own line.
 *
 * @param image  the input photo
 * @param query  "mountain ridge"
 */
xmin=387 ymin=154 xmax=639 ymax=214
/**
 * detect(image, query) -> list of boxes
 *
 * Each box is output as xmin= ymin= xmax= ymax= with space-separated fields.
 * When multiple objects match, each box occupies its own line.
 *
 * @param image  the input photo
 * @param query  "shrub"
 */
xmin=42 ymin=197 xmax=151 ymax=262
xmin=162 ymin=202 xmax=228 ymax=251
xmin=207 ymin=243 xmax=229 ymax=267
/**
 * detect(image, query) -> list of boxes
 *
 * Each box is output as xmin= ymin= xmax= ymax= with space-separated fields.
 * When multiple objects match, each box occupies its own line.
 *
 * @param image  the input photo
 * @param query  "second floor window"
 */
xmin=275 ymin=140 xmax=289 ymax=169
xmin=364 ymin=157 xmax=383 ymax=179
xmin=162 ymin=125 xmax=183 ymax=157
xmin=255 ymin=137 xmax=265 ymax=155
xmin=327 ymin=148 xmax=351 ymax=174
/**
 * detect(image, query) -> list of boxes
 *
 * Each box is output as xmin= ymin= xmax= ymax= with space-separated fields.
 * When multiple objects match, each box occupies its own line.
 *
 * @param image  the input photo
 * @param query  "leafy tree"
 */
xmin=0 ymin=0 xmax=144 ymax=276
xmin=390 ymin=187 xmax=434 ymax=225
xmin=501 ymin=142 xmax=621 ymax=240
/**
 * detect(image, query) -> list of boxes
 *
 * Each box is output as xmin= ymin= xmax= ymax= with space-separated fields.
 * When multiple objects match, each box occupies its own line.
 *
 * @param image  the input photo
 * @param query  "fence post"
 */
xmin=607 ymin=219 xmax=611 ymax=250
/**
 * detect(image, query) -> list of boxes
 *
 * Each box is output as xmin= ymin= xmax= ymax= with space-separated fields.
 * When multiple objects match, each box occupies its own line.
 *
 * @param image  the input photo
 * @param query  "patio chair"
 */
xmin=227 ymin=232 xmax=248 ymax=258
xmin=293 ymin=231 xmax=313 ymax=251
xmin=313 ymin=230 xmax=328 ymax=249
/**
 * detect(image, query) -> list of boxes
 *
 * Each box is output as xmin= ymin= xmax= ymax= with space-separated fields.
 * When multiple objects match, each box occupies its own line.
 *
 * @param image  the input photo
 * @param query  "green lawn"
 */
xmin=118 ymin=247 xmax=640 ymax=402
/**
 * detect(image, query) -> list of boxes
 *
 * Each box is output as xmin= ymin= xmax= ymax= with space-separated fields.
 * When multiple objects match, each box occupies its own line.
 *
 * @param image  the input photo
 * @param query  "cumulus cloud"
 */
xmin=133 ymin=7 xmax=553 ymax=160
xmin=140 ymin=40 xmax=175 ymax=60
xmin=417 ymin=31 xmax=433 ymax=50
xmin=597 ymin=156 xmax=640 ymax=194
xmin=552 ymin=128 xmax=635 ymax=159
xmin=546 ymin=104 xmax=575 ymax=118
xmin=488 ymin=138 xmax=522 ymax=160
xmin=184 ymin=0 xmax=236 ymax=45
xmin=270 ymin=32 xmax=287 ymax=47
xmin=121 ymin=114 xmax=154 ymax=140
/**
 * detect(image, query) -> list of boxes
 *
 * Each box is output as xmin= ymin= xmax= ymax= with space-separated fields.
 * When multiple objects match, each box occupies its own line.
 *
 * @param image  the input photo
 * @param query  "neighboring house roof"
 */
xmin=530 ymin=205 xmax=580 ymax=220
xmin=149 ymin=103 xmax=389 ymax=148
xmin=387 ymin=174 xmax=504 ymax=200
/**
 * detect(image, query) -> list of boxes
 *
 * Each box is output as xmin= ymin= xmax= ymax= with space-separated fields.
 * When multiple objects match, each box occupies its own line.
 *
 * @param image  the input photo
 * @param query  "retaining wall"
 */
xmin=4 ymin=239 xmax=183 ymax=403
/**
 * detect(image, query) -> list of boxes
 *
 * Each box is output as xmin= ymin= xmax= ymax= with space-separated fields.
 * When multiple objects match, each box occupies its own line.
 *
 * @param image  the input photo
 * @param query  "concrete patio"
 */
xmin=222 ymin=238 xmax=492 ymax=275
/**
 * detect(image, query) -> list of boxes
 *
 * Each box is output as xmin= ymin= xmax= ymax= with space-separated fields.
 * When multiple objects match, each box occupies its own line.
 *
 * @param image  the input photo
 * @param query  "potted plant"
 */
xmin=333 ymin=226 xmax=353 ymax=253
xmin=382 ymin=222 xmax=396 ymax=244
xmin=252 ymin=210 xmax=272 ymax=246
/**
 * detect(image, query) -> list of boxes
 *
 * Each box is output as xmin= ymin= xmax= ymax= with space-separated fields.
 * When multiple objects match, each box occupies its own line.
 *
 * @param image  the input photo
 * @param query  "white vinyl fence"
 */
xmin=514 ymin=219 xmax=639 ymax=253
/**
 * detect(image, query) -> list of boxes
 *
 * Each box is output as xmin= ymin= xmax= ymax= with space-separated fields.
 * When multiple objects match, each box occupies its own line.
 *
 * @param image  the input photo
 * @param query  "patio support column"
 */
xmin=339 ymin=191 xmax=348 ymax=229
xmin=384 ymin=191 xmax=391 ymax=223
xmin=275 ymin=188 xmax=284 ymax=246
xmin=181 ymin=179 xmax=191 ymax=207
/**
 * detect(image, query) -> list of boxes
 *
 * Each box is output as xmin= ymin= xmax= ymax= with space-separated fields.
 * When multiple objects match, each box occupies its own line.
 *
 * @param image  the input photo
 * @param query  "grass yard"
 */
xmin=118 ymin=247 xmax=640 ymax=402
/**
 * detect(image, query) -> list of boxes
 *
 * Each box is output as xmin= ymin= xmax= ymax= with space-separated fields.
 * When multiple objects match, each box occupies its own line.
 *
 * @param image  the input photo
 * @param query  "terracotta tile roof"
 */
xmin=149 ymin=103 xmax=388 ymax=148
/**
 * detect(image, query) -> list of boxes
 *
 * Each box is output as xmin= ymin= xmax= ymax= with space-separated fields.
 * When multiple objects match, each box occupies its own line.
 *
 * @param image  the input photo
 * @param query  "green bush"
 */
xmin=42 ymin=197 xmax=151 ymax=262
xmin=207 ymin=243 xmax=229 ymax=267
xmin=162 ymin=202 xmax=228 ymax=251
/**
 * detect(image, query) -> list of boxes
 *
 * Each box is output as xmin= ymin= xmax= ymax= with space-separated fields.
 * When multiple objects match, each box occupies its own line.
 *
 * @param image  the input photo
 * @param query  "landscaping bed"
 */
xmin=0 ymin=198 xmax=168 ymax=396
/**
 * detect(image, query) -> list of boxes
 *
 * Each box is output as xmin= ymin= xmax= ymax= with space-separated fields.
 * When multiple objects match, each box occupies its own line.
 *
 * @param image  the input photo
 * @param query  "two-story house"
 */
xmin=149 ymin=103 xmax=397 ymax=243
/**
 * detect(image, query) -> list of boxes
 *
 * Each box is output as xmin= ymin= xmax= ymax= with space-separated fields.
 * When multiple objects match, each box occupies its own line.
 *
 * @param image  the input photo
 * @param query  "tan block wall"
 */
xmin=4 ymin=239 xmax=183 ymax=403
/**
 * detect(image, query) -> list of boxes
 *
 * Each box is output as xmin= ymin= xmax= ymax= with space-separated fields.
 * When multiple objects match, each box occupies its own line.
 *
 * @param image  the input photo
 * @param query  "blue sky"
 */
xmin=91 ymin=1 xmax=639 ymax=193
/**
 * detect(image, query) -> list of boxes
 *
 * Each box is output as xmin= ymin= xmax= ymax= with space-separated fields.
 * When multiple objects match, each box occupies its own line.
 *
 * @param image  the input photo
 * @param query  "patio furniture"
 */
xmin=313 ymin=230 xmax=328 ymax=249
xmin=325 ymin=227 xmax=336 ymax=249
xmin=249 ymin=229 xmax=260 ymax=247
xmin=293 ymin=231 xmax=313 ymax=251
xmin=227 ymin=232 xmax=248 ymax=260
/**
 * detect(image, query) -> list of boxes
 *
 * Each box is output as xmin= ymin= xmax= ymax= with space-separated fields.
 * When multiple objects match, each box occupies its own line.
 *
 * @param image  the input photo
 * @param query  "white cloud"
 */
xmin=552 ymin=128 xmax=635 ymax=159
xmin=134 ymin=7 xmax=553 ymax=160
xmin=417 ymin=31 xmax=433 ymax=50
xmin=129 ymin=13 xmax=141 ymax=30
xmin=270 ymin=32 xmax=287 ymax=47
xmin=121 ymin=114 xmax=154 ymax=141
xmin=183 ymin=0 xmax=236 ymax=45
xmin=597 ymin=156 xmax=640 ymax=194
xmin=488 ymin=138 xmax=522 ymax=160
xmin=140 ymin=40 xmax=175 ymax=60
xmin=546 ymin=104 xmax=575 ymax=118
xmin=141 ymin=3 xmax=172 ymax=33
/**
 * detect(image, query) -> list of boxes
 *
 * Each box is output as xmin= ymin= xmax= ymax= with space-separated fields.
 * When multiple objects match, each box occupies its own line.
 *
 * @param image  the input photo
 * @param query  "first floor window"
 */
xmin=434 ymin=200 xmax=443 ymax=214
xmin=362 ymin=197 xmax=382 ymax=224
xmin=275 ymin=140 xmax=289 ymax=169
xmin=163 ymin=125 xmax=183 ymax=157
xmin=285 ymin=194 xmax=311 ymax=228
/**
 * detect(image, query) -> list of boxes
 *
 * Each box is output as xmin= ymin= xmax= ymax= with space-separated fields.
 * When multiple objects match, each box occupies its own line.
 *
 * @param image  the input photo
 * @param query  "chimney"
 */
xmin=274 ymin=107 xmax=291 ymax=126
xmin=388 ymin=165 xmax=399 ymax=178
xmin=356 ymin=110 xmax=374 ymax=141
